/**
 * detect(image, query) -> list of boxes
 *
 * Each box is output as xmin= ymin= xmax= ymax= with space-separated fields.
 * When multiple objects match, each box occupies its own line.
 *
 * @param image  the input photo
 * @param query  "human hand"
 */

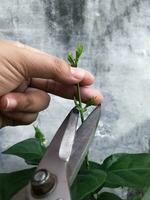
xmin=0 ymin=40 xmax=103 ymax=127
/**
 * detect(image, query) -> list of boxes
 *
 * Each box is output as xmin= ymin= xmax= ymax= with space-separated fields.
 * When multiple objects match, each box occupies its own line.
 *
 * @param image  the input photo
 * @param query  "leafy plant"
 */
xmin=68 ymin=44 xmax=86 ymax=123
xmin=0 ymin=46 xmax=150 ymax=200
xmin=3 ymin=138 xmax=46 ymax=165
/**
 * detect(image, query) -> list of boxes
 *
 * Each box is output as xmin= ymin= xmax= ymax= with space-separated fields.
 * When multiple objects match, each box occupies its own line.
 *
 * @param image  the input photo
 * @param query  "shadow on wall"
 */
xmin=42 ymin=0 xmax=85 ymax=43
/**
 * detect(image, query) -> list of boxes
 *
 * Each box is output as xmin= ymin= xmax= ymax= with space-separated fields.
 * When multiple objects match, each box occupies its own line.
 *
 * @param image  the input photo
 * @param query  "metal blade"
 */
xmin=67 ymin=105 xmax=101 ymax=185
xmin=12 ymin=108 xmax=79 ymax=200
xmin=59 ymin=109 xmax=79 ymax=161
xmin=40 ymin=107 xmax=79 ymax=160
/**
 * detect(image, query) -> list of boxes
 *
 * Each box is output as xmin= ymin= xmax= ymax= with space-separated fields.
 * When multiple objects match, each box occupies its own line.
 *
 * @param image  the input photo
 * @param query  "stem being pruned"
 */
xmin=67 ymin=45 xmax=96 ymax=169
xmin=76 ymin=83 xmax=84 ymax=123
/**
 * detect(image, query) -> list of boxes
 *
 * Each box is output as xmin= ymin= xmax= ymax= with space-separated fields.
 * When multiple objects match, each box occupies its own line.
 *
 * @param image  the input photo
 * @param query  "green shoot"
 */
xmin=68 ymin=44 xmax=96 ymax=169
xmin=33 ymin=126 xmax=45 ymax=146
xmin=67 ymin=44 xmax=85 ymax=122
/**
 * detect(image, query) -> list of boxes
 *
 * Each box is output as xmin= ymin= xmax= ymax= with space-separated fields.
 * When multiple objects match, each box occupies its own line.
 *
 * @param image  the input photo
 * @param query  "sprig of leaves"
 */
xmin=68 ymin=44 xmax=84 ymax=67
xmin=67 ymin=45 xmax=97 ymax=169
xmin=68 ymin=45 xmax=97 ymax=121
xmin=68 ymin=44 xmax=85 ymax=122
xmin=34 ymin=125 xmax=46 ymax=146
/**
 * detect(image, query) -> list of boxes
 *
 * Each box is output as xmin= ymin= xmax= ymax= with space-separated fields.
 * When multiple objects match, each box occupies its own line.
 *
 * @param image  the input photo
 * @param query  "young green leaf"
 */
xmin=71 ymin=169 xmax=106 ymax=200
xmin=74 ymin=96 xmax=79 ymax=107
xmin=68 ymin=52 xmax=75 ymax=66
xmin=76 ymin=44 xmax=84 ymax=62
xmin=100 ymin=153 xmax=150 ymax=188
xmin=67 ymin=46 xmax=85 ymax=123
xmin=85 ymin=97 xmax=97 ymax=108
xmin=68 ymin=44 xmax=84 ymax=67
xmin=3 ymin=138 xmax=46 ymax=165
xmin=34 ymin=126 xmax=45 ymax=145
xmin=0 ymin=168 xmax=35 ymax=200
xmin=97 ymin=192 xmax=123 ymax=200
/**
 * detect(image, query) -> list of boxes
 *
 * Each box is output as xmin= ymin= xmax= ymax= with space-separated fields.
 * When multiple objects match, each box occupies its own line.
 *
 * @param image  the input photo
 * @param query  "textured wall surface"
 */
xmin=0 ymin=0 xmax=150 ymax=197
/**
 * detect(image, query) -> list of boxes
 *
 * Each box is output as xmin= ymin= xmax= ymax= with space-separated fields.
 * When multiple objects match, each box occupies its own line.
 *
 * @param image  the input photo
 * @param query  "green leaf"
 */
xmin=71 ymin=169 xmax=106 ymax=200
xmin=89 ymin=161 xmax=102 ymax=169
xmin=0 ymin=168 xmax=35 ymax=200
xmin=80 ymin=161 xmax=101 ymax=172
xmin=68 ymin=45 xmax=83 ymax=67
xmin=100 ymin=153 xmax=150 ymax=188
xmin=75 ymin=44 xmax=83 ymax=61
xmin=74 ymin=96 xmax=79 ymax=107
xmin=85 ymin=97 xmax=97 ymax=108
xmin=68 ymin=52 xmax=75 ymax=66
xmin=97 ymin=192 xmax=123 ymax=200
xmin=133 ymin=196 xmax=142 ymax=200
xmin=3 ymin=138 xmax=46 ymax=165
xmin=34 ymin=126 xmax=45 ymax=144
xmin=75 ymin=105 xmax=87 ymax=113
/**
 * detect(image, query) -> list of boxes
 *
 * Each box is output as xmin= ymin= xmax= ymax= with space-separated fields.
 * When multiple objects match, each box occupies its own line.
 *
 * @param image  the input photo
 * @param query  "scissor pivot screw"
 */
xmin=31 ymin=169 xmax=56 ymax=196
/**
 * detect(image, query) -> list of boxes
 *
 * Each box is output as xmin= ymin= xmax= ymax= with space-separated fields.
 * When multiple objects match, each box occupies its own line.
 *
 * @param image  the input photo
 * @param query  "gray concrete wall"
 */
xmin=0 ymin=0 xmax=150 ymax=197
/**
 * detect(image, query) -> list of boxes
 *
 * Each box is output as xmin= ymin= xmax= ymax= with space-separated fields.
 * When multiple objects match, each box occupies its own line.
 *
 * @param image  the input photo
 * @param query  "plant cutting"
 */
xmin=0 ymin=46 xmax=150 ymax=200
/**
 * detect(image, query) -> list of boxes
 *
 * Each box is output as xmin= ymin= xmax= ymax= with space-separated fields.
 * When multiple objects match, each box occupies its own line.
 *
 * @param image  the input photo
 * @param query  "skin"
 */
xmin=0 ymin=39 xmax=103 ymax=127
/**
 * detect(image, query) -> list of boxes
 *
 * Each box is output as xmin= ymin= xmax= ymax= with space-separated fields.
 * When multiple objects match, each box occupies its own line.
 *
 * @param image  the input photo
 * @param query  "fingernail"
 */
xmin=4 ymin=98 xmax=17 ymax=110
xmin=71 ymin=67 xmax=85 ymax=80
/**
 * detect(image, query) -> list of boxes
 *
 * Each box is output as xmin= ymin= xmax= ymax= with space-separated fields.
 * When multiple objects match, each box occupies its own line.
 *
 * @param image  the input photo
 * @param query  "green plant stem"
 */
xmin=76 ymin=83 xmax=84 ymax=123
xmin=76 ymin=83 xmax=90 ymax=169
xmin=69 ymin=47 xmax=90 ymax=169
xmin=72 ymin=63 xmax=84 ymax=123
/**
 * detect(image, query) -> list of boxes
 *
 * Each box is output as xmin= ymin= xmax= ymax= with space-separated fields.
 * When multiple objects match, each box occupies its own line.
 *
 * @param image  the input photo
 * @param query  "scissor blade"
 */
xmin=42 ymin=107 xmax=79 ymax=159
xmin=67 ymin=105 xmax=101 ymax=185
xmin=59 ymin=109 xmax=79 ymax=161
xmin=12 ymin=108 xmax=79 ymax=200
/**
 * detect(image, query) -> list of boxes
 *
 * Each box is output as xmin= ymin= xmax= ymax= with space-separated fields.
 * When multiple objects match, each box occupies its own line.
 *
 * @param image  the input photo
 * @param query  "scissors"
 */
xmin=12 ymin=105 xmax=101 ymax=200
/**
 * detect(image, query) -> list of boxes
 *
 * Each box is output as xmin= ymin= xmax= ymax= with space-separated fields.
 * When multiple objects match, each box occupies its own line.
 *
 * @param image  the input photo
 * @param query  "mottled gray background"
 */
xmin=0 ymin=0 xmax=150 ymax=198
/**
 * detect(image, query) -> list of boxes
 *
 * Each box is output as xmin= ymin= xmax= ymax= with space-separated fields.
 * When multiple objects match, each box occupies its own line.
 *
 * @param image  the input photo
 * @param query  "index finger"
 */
xmin=2 ymin=40 xmax=95 ymax=85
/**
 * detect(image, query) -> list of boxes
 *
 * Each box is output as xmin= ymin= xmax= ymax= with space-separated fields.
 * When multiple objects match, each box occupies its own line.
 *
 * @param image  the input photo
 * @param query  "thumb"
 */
xmin=17 ymin=47 xmax=87 ymax=84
